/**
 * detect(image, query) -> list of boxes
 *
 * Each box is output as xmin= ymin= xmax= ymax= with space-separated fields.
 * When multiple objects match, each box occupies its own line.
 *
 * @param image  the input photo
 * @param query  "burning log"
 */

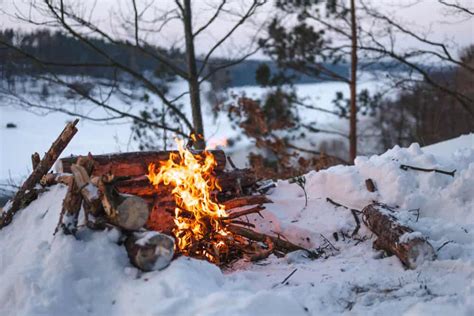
xmin=111 ymin=168 xmax=258 ymax=198
xmin=57 ymin=150 xmax=227 ymax=177
xmin=362 ymin=203 xmax=435 ymax=269
xmin=1 ymin=119 xmax=79 ymax=229
xmin=125 ymin=231 xmax=175 ymax=271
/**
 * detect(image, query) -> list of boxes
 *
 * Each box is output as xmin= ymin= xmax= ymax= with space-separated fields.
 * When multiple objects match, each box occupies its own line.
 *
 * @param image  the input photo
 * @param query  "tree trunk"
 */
xmin=349 ymin=0 xmax=358 ymax=163
xmin=362 ymin=203 xmax=435 ymax=269
xmin=183 ymin=0 xmax=205 ymax=149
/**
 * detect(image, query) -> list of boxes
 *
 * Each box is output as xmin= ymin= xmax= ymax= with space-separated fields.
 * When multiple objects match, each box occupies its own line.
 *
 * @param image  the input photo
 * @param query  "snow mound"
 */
xmin=1 ymin=143 xmax=473 ymax=315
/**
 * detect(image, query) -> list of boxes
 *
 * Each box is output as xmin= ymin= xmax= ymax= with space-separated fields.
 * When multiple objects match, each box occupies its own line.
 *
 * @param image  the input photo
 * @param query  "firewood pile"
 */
xmin=0 ymin=120 xmax=437 ymax=271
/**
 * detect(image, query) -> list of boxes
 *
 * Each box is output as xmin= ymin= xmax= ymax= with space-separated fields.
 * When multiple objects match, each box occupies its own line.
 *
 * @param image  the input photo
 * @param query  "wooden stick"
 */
xmin=223 ymin=195 xmax=272 ymax=210
xmin=400 ymin=164 xmax=456 ymax=177
xmin=224 ymin=205 xmax=265 ymax=220
xmin=362 ymin=203 xmax=435 ymax=269
xmin=1 ymin=119 xmax=79 ymax=229
xmin=227 ymin=224 xmax=307 ymax=253
xmin=31 ymin=152 xmax=40 ymax=170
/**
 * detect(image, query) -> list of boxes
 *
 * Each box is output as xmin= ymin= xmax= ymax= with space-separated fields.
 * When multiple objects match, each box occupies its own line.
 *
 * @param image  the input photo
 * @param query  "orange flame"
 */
xmin=147 ymin=138 xmax=228 ymax=261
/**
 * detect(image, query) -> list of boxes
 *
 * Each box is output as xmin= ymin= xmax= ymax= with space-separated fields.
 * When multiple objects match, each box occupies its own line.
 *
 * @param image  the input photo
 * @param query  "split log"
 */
xmin=57 ymin=176 xmax=83 ymax=235
xmin=56 ymin=156 xmax=95 ymax=235
xmin=40 ymin=173 xmax=73 ymax=186
xmin=98 ymin=178 xmax=149 ymax=231
xmin=57 ymin=150 xmax=227 ymax=177
xmin=362 ymin=203 xmax=435 ymax=269
xmin=1 ymin=119 xmax=79 ymax=229
xmin=125 ymin=231 xmax=175 ymax=271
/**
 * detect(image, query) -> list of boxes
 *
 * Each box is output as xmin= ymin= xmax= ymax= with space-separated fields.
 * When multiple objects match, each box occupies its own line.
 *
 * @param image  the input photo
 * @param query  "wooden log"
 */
xmin=57 ymin=150 xmax=227 ymax=177
xmin=56 ymin=156 xmax=95 ymax=235
xmin=98 ymin=178 xmax=149 ymax=231
xmin=1 ymin=119 xmax=79 ymax=229
xmin=362 ymin=203 xmax=435 ymax=269
xmin=125 ymin=231 xmax=175 ymax=271
xmin=40 ymin=173 xmax=73 ymax=186
xmin=113 ymin=169 xmax=258 ymax=198
xmin=57 ymin=177 xmax=83 ymax=235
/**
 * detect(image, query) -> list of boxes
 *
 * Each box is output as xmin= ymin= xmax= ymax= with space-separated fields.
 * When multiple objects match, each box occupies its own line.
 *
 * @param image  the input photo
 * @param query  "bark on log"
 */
xmin=1 ymin=119 xmax=79 ymax=229
xmin=362 ymin=203 xmax=435 ymax=269
xmin=125 ymin=231 xmax=175 ymax=271
xmin=113 ymin=169 xmax=258 ymax=198
xmin=57 ymin=150 xmax=227 ymax=177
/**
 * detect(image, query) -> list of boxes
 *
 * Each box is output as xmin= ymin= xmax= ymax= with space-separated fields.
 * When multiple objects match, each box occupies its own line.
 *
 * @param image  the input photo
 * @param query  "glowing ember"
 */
xmin=147 ymin=138 xmax=230 ymax=263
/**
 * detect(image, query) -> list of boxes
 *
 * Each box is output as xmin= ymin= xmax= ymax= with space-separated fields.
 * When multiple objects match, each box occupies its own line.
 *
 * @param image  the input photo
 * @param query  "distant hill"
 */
xmin=0 ymin=29 xmax=412 ymax=88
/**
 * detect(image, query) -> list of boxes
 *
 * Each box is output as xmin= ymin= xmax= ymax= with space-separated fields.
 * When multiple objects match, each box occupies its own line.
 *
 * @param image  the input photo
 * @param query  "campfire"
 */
xmin=0 ymin=119 xmax=436 ymax=272
xmin=147 ymin=138 xmax=232 ymax=264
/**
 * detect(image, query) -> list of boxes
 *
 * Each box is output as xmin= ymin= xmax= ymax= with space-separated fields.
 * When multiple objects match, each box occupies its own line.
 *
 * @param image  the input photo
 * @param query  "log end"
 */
xmin=116 ymin=196 xmax=150 ymax=230
xmin=405 ymin=239 xmax=436 ymax=269
xmin=126 ymin=232 xmax=175 ymax=271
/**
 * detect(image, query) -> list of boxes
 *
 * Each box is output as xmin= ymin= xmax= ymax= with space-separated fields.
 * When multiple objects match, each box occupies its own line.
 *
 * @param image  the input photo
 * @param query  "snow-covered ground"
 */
xmin=1 ymin=137 xmax=472 ymax=315
xmin=0 ymin=74 xmax=385 ymax=185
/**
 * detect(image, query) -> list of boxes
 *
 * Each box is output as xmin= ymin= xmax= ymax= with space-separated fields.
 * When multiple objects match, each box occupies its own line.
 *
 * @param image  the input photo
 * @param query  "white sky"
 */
xmin=0 ymin=0 xmax=472 ymax=58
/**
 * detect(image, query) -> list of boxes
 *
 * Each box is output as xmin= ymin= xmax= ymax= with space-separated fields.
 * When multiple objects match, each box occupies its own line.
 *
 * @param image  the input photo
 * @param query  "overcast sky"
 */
xmin=0 ymin=0 xmax=472 ymax=58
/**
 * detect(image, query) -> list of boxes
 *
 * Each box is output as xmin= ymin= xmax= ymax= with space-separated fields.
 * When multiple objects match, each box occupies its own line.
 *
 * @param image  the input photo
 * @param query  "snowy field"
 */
xmin=0 ymin=74 xmax=385 ymax=185
xmin=0 ymin=136 xmax=472 ymax=315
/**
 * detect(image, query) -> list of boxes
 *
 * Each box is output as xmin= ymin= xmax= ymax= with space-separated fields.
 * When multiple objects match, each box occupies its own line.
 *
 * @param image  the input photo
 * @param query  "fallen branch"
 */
xmin=1 ymin=119 xmax=79 ymax=229
xmin=227 ymin=224 xmax=309 ymax=254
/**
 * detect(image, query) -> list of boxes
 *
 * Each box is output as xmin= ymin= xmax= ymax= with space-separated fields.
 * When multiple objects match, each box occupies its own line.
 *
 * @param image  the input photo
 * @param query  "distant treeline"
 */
xmin=0 ymin=29 xmax=409 ymax=87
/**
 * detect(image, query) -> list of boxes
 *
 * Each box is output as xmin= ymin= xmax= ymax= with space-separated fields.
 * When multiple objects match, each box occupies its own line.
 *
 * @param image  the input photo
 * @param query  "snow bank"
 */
xmin=1 ymin=141 xmax=473 ymax=315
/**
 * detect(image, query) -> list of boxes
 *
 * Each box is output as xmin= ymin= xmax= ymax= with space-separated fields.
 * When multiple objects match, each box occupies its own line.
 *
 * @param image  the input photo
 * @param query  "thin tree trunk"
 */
xmin=183 ymin=0 xmax=205 ymax=149
xmin=349 ymin=0 xmax=358 ymax=162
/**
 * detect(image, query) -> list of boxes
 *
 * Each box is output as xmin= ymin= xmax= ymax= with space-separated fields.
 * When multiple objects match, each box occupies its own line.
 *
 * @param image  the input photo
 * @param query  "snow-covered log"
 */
xmin=125 ymin=231 xmax=175 ymax=271
xmin=362 ymin=203 xmax=435 ymax=269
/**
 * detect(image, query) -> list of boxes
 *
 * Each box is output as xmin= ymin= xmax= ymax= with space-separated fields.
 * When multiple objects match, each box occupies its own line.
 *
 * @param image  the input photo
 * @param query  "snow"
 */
xmin=399 ymin=231 xmax=424 ymax=243
xmin=422 ymin=133 xmax=474 ymax=162
xmin=1 ymin=138 xmax=473 ymax=315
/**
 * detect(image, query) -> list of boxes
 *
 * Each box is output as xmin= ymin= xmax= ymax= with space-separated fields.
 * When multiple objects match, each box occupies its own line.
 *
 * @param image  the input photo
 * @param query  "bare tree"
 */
xmin=0 ymin=0 xmax=266 ymax=149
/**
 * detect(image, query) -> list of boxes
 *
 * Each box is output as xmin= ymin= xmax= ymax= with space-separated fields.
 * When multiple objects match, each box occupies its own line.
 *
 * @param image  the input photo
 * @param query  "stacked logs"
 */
xmin=52 ymin=150 xmax=310 ymax=268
